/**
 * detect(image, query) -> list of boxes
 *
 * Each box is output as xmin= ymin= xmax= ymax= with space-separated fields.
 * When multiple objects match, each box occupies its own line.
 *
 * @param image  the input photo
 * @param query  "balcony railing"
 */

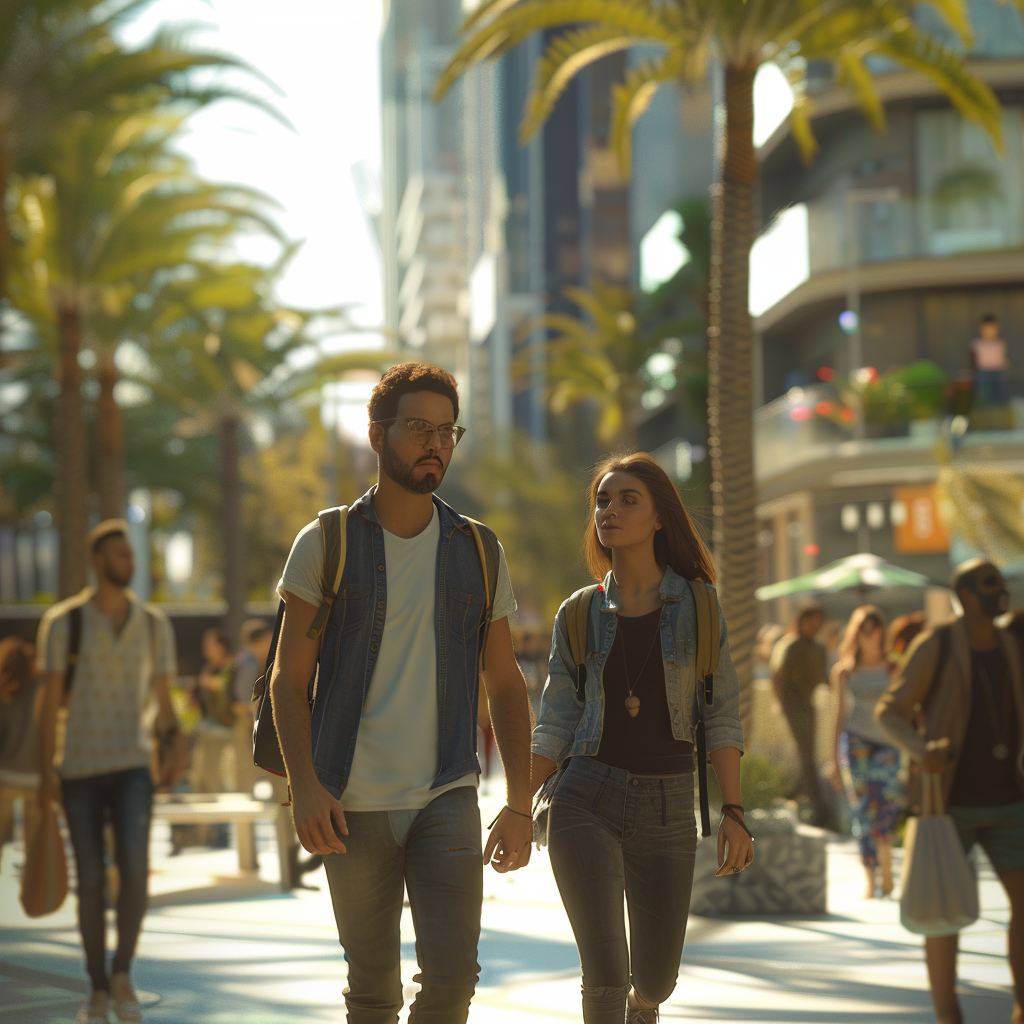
xmin=754 ymin=377 xmax=1024 ymax=481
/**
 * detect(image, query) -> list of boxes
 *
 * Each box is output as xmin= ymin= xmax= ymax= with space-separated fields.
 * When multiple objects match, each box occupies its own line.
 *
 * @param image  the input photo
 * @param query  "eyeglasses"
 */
xmin=374 ymin=418 xmax=467 ymax=449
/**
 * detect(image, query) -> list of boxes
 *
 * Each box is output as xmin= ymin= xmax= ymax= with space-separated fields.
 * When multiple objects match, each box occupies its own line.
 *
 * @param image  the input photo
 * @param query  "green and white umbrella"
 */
xmin=755 ymin=553 xmax=933 ymax=601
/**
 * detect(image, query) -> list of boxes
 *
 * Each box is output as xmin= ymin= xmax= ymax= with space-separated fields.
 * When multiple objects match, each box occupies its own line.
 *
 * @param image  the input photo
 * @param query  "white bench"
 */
xmin=152 ymin=792 xmax=293 ymax=891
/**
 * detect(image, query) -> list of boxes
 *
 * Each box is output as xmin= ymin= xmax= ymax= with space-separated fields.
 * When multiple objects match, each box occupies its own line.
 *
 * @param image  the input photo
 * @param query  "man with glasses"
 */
xmin=271 ymin=362 xmax=532 ymax=1023
xmin=877 ymin=559 xmax=1024 ymax=1024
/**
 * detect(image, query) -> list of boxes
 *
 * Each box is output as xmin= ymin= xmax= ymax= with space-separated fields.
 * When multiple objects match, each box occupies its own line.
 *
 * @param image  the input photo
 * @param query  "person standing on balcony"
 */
xmin=971 ymin=313 xmax=1010 ymax=410
xmin=271 ymin=362 xmax=533 ymax=1023
xmin=36 ymin=520 xmax=178 ymax=1024
xmin=829 ymin=606 xmax=903 ymax=899
xmin=771 ymin=603 xmax=831 ymax=826
xmin=876 ymin=560 xmax=1024 ymax=1024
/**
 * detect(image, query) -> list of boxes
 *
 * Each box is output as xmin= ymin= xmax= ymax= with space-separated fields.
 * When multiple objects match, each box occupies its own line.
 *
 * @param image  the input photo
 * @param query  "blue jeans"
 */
xmin=323 ymin=786 xmax=482 ymax=1023
xmin=548 ymin=757 xmax=698 ymax=1024
xmin=60 ymin=767 xmax=153 ymax=993
xmin=975 ymin=368 xmax=1009 ymax=408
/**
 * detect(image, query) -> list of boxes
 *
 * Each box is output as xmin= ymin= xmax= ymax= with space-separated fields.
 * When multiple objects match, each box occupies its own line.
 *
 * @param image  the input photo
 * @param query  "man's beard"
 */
xmin=100 ymin=562 xmax=133 ymax=588
xmin=381 ymin=435 xmax=444 ymax=494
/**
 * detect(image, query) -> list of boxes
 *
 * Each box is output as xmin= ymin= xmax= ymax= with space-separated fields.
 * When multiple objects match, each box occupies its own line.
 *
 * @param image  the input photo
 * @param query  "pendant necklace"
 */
xmin=619 ymin=611 xmax=662 ymax=718
xmin=975 ymin=657 xmax=1013 ymax=761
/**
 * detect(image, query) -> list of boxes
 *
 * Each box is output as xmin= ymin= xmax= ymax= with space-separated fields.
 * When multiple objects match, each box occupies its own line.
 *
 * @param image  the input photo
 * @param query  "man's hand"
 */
xmin=290 ymin=775 xmax=348 ymax=855
xmin=483 ymin=808 xmax=533 ymax=873
xmin=921 ymin=736 xmax=952 ymax=775
xmin=154 ymin=703 xmax=177 ymax=737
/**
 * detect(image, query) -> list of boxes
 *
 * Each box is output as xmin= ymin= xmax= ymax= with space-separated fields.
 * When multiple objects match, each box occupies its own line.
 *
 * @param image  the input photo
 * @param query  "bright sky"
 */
xmin=122 ymin=0 xmax=385 ymax=336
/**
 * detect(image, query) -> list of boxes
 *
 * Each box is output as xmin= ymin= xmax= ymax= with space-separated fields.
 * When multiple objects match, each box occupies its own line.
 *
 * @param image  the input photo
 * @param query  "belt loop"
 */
xmin=660 ymin=778 xmax=667 ymax=827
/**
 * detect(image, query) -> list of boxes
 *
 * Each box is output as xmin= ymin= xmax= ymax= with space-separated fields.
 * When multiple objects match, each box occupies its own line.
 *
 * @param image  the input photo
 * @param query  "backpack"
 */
xmin=564 ymin=577 xmax=721 ymax=838
xmin=251 ymin=505 xmax=501 ymax=777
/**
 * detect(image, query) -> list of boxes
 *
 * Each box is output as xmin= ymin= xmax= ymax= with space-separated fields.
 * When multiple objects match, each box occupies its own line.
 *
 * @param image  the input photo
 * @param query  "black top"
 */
xmin=948 ymin=647 xmax=1021 ymax=808
xmin=595 ymin=608 xmax=695 ymax=775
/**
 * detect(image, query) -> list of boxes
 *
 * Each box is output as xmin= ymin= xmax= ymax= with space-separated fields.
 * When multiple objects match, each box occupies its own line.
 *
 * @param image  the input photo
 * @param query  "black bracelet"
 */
xmin=721 ymin=803 xmax=744 ymax=814
xmin=487 ymin=805 xmax=532 ymax=828
xmin=721 ymin=806 xmax=754 ymax=841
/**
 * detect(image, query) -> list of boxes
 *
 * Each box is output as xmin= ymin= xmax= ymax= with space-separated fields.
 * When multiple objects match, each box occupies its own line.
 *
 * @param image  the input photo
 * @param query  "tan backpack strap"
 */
xmin=565 ymin=585 xmax=599 ymax=696
xmin=465 ymin=518 xmax=500 ymax=671
xmin=689 ymin=578 xmax=712 ymax=680
xmin=306 ymin=505 xmax=349 ymax=642
xmin=706 ymin=585 xmax=721 ymax=675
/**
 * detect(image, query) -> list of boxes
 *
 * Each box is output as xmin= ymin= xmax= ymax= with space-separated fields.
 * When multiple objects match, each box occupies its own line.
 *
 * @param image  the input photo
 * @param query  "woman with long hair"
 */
xmin=829 ymin=605 xmax=904 ymax=897
xmin=532 ymin=453 xmax=750 ymax=1024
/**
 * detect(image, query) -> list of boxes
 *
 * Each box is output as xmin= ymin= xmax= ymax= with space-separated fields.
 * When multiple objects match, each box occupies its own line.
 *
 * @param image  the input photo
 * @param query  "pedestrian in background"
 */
xmin=36 ymin=520 xmax=178 ymax=1024
xmin=232 ymin=619 xmax=271 ymax=798
xmin=771 ymin=603 xmax=830 ymax=826
xmin=877 ymin=560 xmax=1024 ymax=1024
xmin=532 ymin=453 xmax=750 ymax=1024
xmin=0 ymin=638 xmax=41 ymax=869
xmin=190 ymin=628 xmax=235 ymax=846
xmin=829 ymin=605 xmax=903 ymax=899
xmin=271 ymin=363 xmax=533 ymax=1023
xmin=970 ymin=312 xmax=1010 ymax=410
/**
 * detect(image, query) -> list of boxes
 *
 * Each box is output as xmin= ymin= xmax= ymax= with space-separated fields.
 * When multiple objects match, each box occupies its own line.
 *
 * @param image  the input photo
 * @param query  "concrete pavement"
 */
xmin=0 ymin=788 xmax=1015 ymax=1023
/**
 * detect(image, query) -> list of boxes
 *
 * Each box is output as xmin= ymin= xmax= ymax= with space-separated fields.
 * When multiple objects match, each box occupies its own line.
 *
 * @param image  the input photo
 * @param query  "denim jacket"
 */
xmin=308 ymin=488 xmax=494 ymax=797
xmin=532 ymin=566 xmax=744 ymax=764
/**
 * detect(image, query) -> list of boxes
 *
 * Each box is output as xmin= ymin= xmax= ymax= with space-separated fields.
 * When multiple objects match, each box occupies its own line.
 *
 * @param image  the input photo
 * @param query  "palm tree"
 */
xmin=513 ymin=196 xmax=709 ymax=446
xmin=132 ymin=257 xmax=389 ymax=641
xmin=7 ymin=106 xmax=283 ymax=595
xmin=435 ymin=0 xmax=1017 ymax=708
xmin=0 ymin=0 xmax=281 ymax=334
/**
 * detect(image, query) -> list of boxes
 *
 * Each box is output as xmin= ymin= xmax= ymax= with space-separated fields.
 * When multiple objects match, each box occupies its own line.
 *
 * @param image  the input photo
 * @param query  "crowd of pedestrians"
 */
xmin=0 ymin=358 xmax=1021 ymax=1024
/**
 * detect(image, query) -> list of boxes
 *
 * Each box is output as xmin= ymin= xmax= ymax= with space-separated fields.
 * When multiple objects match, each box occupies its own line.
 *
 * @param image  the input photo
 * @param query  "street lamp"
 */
xmin=844 ymin=187 xmax=901 ymax=441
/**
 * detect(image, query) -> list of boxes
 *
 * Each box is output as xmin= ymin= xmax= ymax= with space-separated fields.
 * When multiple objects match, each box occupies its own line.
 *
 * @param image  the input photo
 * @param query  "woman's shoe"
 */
xmin=626 ymin=991 xmax=659 ymax=1023
xmin=75 ymin=990 xmax=110 ymax=1023
xmin=109 ymin=973 xmax=142 ymax=1023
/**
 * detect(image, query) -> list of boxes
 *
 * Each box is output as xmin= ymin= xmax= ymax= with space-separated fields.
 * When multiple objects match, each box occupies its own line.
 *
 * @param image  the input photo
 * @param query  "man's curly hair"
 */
xmin=368 ymin=362 xmax=460 ymax=423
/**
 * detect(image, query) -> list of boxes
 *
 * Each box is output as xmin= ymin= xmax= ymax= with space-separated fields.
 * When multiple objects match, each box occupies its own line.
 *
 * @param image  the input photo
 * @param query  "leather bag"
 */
xmin=900 ymin=773 xmax=979 ymax=936
xmin=20 ymin=801 xmax=68 ymax=917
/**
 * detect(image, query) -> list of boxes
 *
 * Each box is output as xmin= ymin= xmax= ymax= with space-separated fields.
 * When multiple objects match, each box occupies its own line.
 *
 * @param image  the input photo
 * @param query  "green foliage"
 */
xmin=857 ymin=360 xmax=949 ymax=425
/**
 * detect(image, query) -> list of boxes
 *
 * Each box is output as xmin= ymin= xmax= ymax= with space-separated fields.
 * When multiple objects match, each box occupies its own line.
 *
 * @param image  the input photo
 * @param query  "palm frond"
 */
xmin=871 ymin=25 xmax=1003 ymax=153
xmin=434 ymin=0 xmax=673 ymax=102
xmin=609 ymin=50 xmax=681 ymax=176
xmin=787 ymin=90 xmax=819 ymax=163
xmin=834 ymin=50 xmax=886 ymax=133
xmin=521 ymin=25 xmax=643 ymax=143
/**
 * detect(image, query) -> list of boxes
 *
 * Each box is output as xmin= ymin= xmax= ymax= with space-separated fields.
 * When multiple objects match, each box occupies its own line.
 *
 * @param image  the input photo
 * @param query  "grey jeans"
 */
xmin=548 ymin=757 xmax=698 ymax=1024
xmin=323 ymin=785 xmax=483 ymax=1024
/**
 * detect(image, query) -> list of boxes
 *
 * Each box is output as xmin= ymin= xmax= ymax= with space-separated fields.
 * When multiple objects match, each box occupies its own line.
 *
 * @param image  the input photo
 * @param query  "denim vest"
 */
xmin=532 ymin=567 xmax=744 ymax=765
xmin=309 ymin=489 xmax=494 ymax=797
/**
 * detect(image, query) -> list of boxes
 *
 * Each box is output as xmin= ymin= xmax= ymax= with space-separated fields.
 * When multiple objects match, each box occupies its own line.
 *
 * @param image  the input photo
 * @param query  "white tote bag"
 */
xmin=900 ymin=773 xmax=979 ymax=936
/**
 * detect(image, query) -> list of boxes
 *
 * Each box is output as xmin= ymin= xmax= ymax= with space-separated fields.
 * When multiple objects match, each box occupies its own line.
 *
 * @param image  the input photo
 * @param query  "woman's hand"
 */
xmin=715 ymin=812 xmax=754 ymax=877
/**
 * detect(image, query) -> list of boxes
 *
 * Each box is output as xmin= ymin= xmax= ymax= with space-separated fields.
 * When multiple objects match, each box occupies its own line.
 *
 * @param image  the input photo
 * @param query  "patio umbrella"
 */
xmin=755 ymin=553 xmax=934 ymax=601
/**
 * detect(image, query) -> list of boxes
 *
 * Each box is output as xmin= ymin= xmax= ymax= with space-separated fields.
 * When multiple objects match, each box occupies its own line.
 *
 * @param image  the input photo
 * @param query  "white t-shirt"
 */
xmin=278 ymin=507 xmax=516 ymax=810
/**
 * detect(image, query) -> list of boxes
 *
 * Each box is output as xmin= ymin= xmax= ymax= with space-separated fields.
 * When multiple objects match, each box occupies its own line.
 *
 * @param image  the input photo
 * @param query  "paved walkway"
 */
xmin=0 ymin=789 xmax=1015 ymax=1023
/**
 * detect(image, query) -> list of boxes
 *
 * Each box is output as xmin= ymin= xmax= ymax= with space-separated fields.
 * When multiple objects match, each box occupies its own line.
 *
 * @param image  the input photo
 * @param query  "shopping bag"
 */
xmin=19 ymin=801 xmax=68 ymax=917
xmin=899 ymin=773 xmax=978 ymax=936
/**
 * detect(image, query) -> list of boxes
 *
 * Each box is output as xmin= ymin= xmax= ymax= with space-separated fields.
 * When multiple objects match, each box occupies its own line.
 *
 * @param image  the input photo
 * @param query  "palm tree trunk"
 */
xmin=96 ymin=349 xmax=125 ymax=519
xmin=221 ymin=414 xmax=246 ymax=649
xmin=707 ymin=64 xmax=760 ymax=726
xmin=57 ymin=299 xmax=89 ymax=597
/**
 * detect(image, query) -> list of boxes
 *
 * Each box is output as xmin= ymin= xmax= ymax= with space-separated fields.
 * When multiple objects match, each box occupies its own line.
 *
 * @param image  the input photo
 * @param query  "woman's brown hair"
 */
xmin=838 ymin=604 xmax=888 ymax=672
xmin=583 ymin=451 xmax=715 ymax=584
